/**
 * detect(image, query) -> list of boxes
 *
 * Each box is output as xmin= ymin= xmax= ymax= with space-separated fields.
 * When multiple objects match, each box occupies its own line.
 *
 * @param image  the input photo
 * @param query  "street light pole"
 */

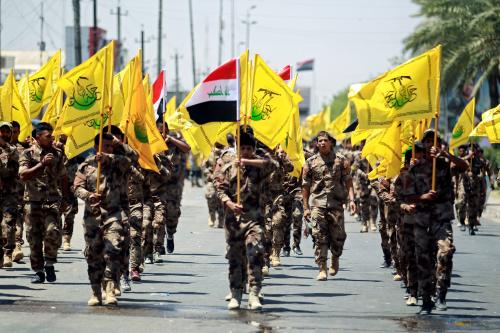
xmin=242 ymin=5 xmax=256 ymax=50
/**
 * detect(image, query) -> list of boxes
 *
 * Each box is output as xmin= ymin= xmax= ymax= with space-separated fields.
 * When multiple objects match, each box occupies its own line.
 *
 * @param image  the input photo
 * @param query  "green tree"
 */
xmin=403 ymin=0 xmax=499 ymax=107
xmin=329 ymin=87 xmax=349 ymax=121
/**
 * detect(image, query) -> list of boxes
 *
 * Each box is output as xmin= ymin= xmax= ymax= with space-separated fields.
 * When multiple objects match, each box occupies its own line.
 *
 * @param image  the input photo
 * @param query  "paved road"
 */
xmin=1 ymin=185 xmax=500 ymax=332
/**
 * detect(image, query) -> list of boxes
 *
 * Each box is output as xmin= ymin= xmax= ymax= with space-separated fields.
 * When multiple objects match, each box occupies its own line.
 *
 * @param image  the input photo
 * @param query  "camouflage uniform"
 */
xmin=371 ymin=179 xmax=392 ymax=266
xmin=141 ymin=171 xmax=154 ymax=263
xmin=405 ymin=156 xmax=456 ymax=300
xmin=164 ymin=137 xmax=188 ymax=238
xmin=267 ymin=151 xmax=293 ymax=258
xmin=453 ymin=167 xmax=470 ymax=227
xmin=394 ymin=168 xmax=418 ymax=297
xmin=62 ymin=157 xmax=80 ymax=241
xmin=351 ymin=153 xmax=372 ymax=230
xmin=19 ymin=143 xmax=66 ymax=272
xmin=214 ymin=149 xmax=276 ymax=293
xmin=203 ymin=147 xmax=224 ymax=227
xmin=0 ymin=142 xmax=19 ymax=264
xmin=127 ymin=165 xmax=145 ymax=271
xmin=74 ymin=153 xmax=131 ymax=292
xmin=148 ymin=153 xmax=173 ymax=253
xmin=302 ymin=151 xmax=350 ymax=266
xmin=13 ymin=143 xmax=26 ymax=250
xmin=466 ymin=157 xmax=487 ymax=230
xmin=283 ymin=176 xmax=303 ymax=252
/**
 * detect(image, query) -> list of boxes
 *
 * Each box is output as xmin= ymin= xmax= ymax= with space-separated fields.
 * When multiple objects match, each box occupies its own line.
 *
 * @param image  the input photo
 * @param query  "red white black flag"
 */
xmin=186 ymin=58 xmax=239 ymax=125
xmin=152 ymin=70 xmax=166 ymax=120
xmin=277 ymin=65 xmax=292 ymax=82
xmin=296 ymin=59 xmax=314 ymax=71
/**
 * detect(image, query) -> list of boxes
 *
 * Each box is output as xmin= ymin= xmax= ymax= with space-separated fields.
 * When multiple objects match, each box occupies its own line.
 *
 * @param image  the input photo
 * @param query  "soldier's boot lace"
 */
xmin=88 ymin=284 xmax=103 ymax=306
xmin=227 ymin=288 xmax=242 ymax=310
xmin=316 ymin=262 xmax=328 ymax=281
xmin=2 ymin=254 xmax=13 ymax=268
xmin=62 ymin=235 xmax=71 ymax=251
xmin=248 ymin=287 xmax=263 ymax=311
xmin=435 ymin=289 xmax=447 ymax=311
xmin=105 ymin=280 xmax=118 ymax=306
xmin=329 ymin=257 xmax=339 ymax=276
xmin=12 ymin=243 xmax=24 ymax=262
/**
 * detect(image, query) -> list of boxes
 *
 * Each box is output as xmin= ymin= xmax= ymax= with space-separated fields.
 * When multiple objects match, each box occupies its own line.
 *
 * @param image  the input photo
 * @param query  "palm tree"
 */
xmin=403 ymin=0 xmax=499 ymax=108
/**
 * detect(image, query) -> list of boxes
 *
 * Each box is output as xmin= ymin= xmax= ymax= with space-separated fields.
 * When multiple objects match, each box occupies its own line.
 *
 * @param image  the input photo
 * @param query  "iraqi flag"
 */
xmin=277 ymin=65 xmax=292 ymax=82
xmin=296 ymin=58 xmax=314 ymax=71
xmin=152 ymin=70 xmax=166 ymax=120
xmin=186 ymin=58 xmax=239 ymax=125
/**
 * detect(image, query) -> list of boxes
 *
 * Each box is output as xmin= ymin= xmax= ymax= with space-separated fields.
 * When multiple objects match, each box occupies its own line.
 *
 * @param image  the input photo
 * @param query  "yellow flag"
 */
xmin=142 ymin=73 xmax=168 ymax=155
xmin=0 ymin=70 xmax=32 ymax=140
xmin=164 ymin=96 xmax=184 ymax=130
xmin=26 ymin=50 xmax=62 ymax=118
xmin=450 ymin=98 xmax=475 ymax=151
xmin=282 ymin=101 xmax=305 ymax=177
xmin=119 ymin=53 xmax=165 ymax=172
xmin=111 ymin=59 xmax=134 ymax=126
xmin=352 ymin=45 xmax=441 ymax=129
xmin=471 ymin=105 xmax=500 ymax=143
xmin=328 ymin=105 xmax=351 ymax=141
xmin=366 ymin=122 xmax=402 ymax=180
xmin=248 ymin=54 xmax=303 ymax=148
xmin=57 ymin=42 xmax=114 ymax=129
xmin=42 ymin=87 xmax=64 ymax=128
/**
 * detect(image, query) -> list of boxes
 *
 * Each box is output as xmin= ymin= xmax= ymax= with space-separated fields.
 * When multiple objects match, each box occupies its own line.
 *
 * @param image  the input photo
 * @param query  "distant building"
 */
xmin=0 ymin=50 xmax=63 ymax=83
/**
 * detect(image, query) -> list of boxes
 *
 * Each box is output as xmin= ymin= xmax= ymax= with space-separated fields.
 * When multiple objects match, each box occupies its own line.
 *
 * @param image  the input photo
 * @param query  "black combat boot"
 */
xmin=418 ymin=296 xmax=434 ymax=315
xmin=45 ymin=266 xmax=57 ymax=282
xmin=31 ymin=271 xmax=45 ymax=284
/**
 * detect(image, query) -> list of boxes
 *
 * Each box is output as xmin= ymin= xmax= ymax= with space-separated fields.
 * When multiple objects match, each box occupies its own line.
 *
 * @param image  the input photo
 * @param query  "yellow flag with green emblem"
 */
xmin=282 ymin=100 xmax=305 ymax=177
xmin=450 ymin=98 xmax=475 ymax=151
xmin=328 ymin=105 xmax=351 ymax=141
xmin=26 ymin=50 xmax=62 ymax=118
xmin=352 ymin=45 xmax=441 ymax=129
xmin=0 ymin=70 xmax=32 ymax=141
xmin=142 ymin=73 xmax=168 ymax=155
xmin=470 ymin=105 xmax=500 ymax=143
xmin=120 ymin=53 xmax=165 ymax=172
xmin=57 ymin=42 xmax=114 ymax=129
xmin=42 ymin=87 xmax=64 ymax=128
xmin=248 ymin=54 xmax=303 ymax=148
xmin=366 ymin=121 xmax=402 ymax=180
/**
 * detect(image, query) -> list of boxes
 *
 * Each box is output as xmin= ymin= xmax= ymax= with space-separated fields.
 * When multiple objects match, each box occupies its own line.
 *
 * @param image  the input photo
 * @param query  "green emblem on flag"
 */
xmin=69 ymin=77 xmax=101 ymax=111
xmin=134 ymin=123 xmax=149 ymax=143
xmin=29 ymin=77 xmax=46 ymax=103
xmin=452 ymin=126 xmax=464 ymax=139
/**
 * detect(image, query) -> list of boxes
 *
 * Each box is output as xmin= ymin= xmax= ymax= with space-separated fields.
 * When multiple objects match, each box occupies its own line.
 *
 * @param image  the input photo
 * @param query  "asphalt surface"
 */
xmin=1 ymin=184 xmax=500 ymax=332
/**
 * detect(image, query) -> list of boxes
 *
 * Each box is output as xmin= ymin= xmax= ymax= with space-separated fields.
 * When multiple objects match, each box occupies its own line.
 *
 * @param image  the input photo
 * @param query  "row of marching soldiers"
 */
xmin=340 ymin=131 xmax=497 ymax=315
xmin=0 ymin=119 xmax=190 ymax=306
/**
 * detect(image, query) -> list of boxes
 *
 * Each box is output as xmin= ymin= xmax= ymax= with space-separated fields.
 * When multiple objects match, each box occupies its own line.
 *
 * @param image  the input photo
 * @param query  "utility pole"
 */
xmin=242 ymin=5 xmax=257 ymax=49
xmin=231 ymin=0 xmax=235 ymax=57
xmin=171 ymin=51 xmax=183 ymax=102
xmin=110 ymin=1 xmax=128 ymax=71
xmin=38 ymin=2 xmax=45 ymax=66
xmin=135 ymin=25 xmax=151 ymax=74
xmin=72 ymin=0 xmax=82 ymax=65
xmin=218 ymin=0 xmax=223 ymax=65
xmin=92 ymin=0 xmax=98 ymax=55
xmin=188 ymin=0 xmax=196 ymax=87
xmin=157 ymin=0 xmax=163 ymax=75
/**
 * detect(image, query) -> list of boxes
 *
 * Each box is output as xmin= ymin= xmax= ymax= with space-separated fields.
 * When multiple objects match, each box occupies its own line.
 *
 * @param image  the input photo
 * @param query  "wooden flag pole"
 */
xmin=412 ymin=121 xmax=416 ymax=162
xmin=236 ymin=120 xmax=241 ymax=205
xmin=431 ymin=112 xmax=439 ymax=191
xmin=96 ymin=108 xmax=105 ymax=194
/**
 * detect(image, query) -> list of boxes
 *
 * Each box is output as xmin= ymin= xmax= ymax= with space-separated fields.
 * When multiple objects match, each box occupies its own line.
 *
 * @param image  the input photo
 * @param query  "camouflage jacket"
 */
xmin=147 ymin=152 xmax=173 ymax=201
xmin=74 ymin=154 xmax=131 ymax=219
xmin=166 ymin=135 xmax=188 ymax=184
xmin=405 ymin=156 xmax=454 ymax=221
xmin=19 ymin=143 xmax=66 ymax=202
xmin=267 ymin=151 xmax=294 ymax=193
xmin=0 ymin=143 xmax=19 ymax=196
xmin=214 ymin=149 xmax=277 ymax=217
xmin=202 ymin=147 xmax=223 ymax=181
xmin=302 ymin=150 xmax=351 ymax=209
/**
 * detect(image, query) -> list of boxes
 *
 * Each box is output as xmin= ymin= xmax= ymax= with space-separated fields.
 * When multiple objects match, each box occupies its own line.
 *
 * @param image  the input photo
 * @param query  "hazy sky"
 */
xmin=1 ymin=0 xmax=422 ymax=112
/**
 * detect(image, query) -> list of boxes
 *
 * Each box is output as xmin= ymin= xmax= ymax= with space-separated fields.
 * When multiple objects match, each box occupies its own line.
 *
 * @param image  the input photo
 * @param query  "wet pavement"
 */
xmin=1 ymin=185 xmax=499 ymax=332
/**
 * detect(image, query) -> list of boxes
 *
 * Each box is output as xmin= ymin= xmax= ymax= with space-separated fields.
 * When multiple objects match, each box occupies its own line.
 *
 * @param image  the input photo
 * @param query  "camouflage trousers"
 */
xmin=357 ymin=194 xmax=370 ymax=225
xmin=152 ymin=197 xmax=166 ymax=252
xmin=15 ymin=204 xmax=24 ymax=245
xmin=141 ymin=201 xmax=154 ymax=260
xmin=369 ymin=192 xmax=379 ymax=222
xmin=24 ymin=202 xmax=62 ymax=271
xmin=414 ymin=218 xmax=455 ymax=298
xmin=467 ymin=180 xmax=482 ymax=227
xmin=455 ymin=187 xmax=468 ymax=225
xmin=129 ymin=201 xmax=143 ymax=270
xmin=399 ymin=222 xmax=417 ymax=296
xmin=205 ymin=181 xmax=224 ymax=227
xmin=311 ymin=206 xmax=346 ymax=265
xmin=478 ymin=179 xmax=486 ymax=217
xmin=1 ymin=195 xmax=17 ymax=258
xmin=62 ymin=195 xmax=78 ymax=237
xmin=83 ymin=214 xmax=125 ymax=287
xmin=283 ymin=195 xmax=303 ymax=250
xmin=384 ymin=204 xmax=400 ymax=273
xmin=378 ymin=199 xmax=391 ymax=263
xmin=270 ymin=194 xmax=286 ymax=250
xmin=225 ymin=211 xmax=264 ymax=290
xmin=165 ymin=184 xmax=183 ymax=237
